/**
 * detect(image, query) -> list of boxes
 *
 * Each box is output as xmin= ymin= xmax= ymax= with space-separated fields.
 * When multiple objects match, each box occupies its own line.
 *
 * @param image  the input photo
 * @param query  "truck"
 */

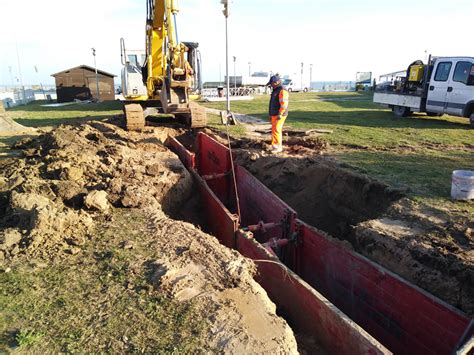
xmin=217 ymin=71 xmax=271 ymax=96
xmin=373 ymin=56 xmax=474 ymax=128
xmin=226 ymin=71 xmax=271 ymax=88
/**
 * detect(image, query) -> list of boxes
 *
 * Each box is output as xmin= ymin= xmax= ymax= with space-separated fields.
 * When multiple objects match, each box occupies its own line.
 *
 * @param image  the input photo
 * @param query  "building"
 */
xmin=51 ymin=65 xmax=116 ymax=102
xmin=0 ymin=89 xmax=35 ymax=107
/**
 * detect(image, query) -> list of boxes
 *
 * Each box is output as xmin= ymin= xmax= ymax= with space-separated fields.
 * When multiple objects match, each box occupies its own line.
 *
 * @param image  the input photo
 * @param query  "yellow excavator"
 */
xmin=120 ymin=0 xmax=207 ymax=130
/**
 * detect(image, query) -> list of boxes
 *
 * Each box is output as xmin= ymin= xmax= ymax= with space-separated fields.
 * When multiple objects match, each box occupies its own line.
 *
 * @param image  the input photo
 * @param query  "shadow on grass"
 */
xmin=286 ymin=110 xmax=471 ymax=130
xmin=204 ymin=92 xmax=471 ymax=130
xmin=236 ymin=109 xmax=470 ymax=130
xmin=0 ymin=329 xmax=20 ymax=351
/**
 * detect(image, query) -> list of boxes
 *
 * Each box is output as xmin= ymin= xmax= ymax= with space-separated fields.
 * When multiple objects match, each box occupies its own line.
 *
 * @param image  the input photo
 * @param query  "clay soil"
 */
xmin=0 ymin=119 xmax=298 ymax=353
xmin=215 ymin=133 xmax=473 ymax=317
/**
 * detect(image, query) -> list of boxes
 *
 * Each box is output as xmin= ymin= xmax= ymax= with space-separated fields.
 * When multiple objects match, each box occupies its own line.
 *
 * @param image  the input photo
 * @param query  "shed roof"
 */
xmin=51 ymin=65 xmax=116 ymax=78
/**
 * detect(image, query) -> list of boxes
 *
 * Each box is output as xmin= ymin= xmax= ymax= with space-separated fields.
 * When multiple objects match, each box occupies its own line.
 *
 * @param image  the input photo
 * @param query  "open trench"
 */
xmin=2 ymin=117 xmax=470 ymax=352
xmin=173 ymin=130 xmax=474 ymax=318
xmin=0 ymin=120 xmax=304 ymax=353
xmin=168 ymin=129 xmax=474 ymax=354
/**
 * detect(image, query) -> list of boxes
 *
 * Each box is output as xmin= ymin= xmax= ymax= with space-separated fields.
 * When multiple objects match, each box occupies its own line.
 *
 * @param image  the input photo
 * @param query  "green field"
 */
xmin=3 ymin=94 xmax=473 ymax=215
xmin=6 ymin=100 xmax=123 ymax=128
xmin=203 ymin=92 xmax=474 ymax=215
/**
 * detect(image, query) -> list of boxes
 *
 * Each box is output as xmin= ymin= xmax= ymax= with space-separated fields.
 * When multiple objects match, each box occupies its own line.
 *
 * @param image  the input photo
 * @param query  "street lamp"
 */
xmin=15 ymin=42 xmax=26 ymax=105
xmin=220 ymin=0 xmax=240 ymax=222
xmin=34 ymin=66 xmax=46 ymax=100
xmin=91 ymin=48 xmax=100 ymax=102
xmin=233 ymin=56 xmax=237 ymax=89
xmin=8 ymin=66 xmax=14 ymax=88
xmin=300 ymin=62 xmax=304 ymax=89
xmin=221 ymin=0 xmax=234 ymax=122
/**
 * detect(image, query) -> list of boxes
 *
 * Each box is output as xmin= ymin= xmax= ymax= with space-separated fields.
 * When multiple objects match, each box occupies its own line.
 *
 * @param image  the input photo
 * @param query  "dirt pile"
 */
xmin=0 ymin=105 xmax=35 ymax=135
xmin=0 ymin=120 xmax=193 ymax=258
xmin=235 ymin=149 xmax=474 ymax=316
xmin=145 ymin=207 xmax=297 ymax=353
xmin=0 ymin=119 xmax=298 ymax=353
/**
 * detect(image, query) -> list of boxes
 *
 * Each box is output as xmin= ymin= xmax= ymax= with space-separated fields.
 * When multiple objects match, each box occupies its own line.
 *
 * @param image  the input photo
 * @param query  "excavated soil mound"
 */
xmin=145 ymin=207 xmax=297 ymax=353
xmin=235 ymin=151 xmax=402 ymax=238
xmin=0 ymin=119 xmax=298 ymax=353
xmin=235 ymin=149 xmax=474 ymax=316
xmin=230 ymin=135 xmax=329 ymax=155
xmin=0 ymin=105 xmax=34 ymax=135
xmin=0 ymin=120 xmax=193 ymax=258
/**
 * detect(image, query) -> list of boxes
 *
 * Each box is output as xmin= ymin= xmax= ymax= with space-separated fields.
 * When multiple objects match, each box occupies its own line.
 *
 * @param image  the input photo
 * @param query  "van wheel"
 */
xmin=470 ymin=113 xmax=474 ymax=128
xmin=288 ymin=88 xmax=293 ymax=93
xmin=393 ymin=105 xmax=410 ymax=117
xmin=303 ymin=88 xmax=308 ymax=93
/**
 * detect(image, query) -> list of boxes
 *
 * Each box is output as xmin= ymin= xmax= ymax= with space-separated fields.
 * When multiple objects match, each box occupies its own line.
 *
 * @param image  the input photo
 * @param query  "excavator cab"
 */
xmin=120 ymin=38 xmax=147 ymax=100
xmin=120 ymin=0 xmax=207 ymax=130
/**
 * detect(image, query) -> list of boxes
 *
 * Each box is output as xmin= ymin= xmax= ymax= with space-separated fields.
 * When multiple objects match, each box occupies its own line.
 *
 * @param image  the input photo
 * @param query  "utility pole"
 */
xmin=220 ymin=0 xmax=240 ymax=222
xmin=34 ymin=66 xmax=46 ymax=100
xmin=310 ymin=63 xmax=313 ymax=91
xmin=233 ymin=56 xmax=237 ymax=89
xmin=248 ymin=62 xmax=251 ymax=76
xmin=219 ymin=63 xmax=222 ymax=86
xmin=91 ymin=48 xmax=101 ymax=102
xmin=15 ymin=42 xmax=26 ymax=105
xmin=300 ymin=62 xmax=304 ymax=90
xmin=220 ymin=0 xmax=237 ymax=125
xmin=8 ymin=66 xmax=14 ymax=88
xmin=222 ymin=0 xmax=231 ymax=115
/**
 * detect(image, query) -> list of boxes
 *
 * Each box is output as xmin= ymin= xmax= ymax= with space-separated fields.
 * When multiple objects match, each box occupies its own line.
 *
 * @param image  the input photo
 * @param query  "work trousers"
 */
xmin=271 ymin=115 xmax=287 ymax=148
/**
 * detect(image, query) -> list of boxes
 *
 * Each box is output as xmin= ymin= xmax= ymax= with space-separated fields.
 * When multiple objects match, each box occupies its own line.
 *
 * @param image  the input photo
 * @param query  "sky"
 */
xmin=1 ymin=0 xmax=473 ymax=87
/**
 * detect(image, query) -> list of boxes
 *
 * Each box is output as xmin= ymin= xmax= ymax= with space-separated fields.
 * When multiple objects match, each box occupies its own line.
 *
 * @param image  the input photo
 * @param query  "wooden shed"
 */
xmin=51 ymin=65 xmax=116 ymax=102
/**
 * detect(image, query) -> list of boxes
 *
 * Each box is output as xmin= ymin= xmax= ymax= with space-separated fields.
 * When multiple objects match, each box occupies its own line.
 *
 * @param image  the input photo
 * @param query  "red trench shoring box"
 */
xmin=166 ymin=132 xmax=473 ymax=355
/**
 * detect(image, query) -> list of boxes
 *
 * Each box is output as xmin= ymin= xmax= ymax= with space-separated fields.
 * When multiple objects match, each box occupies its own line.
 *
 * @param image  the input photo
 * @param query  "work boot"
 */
xmin=270 ymin=145 xmax=283 ymax=153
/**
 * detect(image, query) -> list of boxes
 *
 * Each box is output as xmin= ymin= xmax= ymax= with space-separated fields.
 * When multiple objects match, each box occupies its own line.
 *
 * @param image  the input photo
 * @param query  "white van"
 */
xmin=282 ymin=78 xmax=309 ymax=93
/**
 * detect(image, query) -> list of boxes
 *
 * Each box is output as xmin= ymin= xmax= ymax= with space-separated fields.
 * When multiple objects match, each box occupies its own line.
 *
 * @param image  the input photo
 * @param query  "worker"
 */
xmin=267 ymin=75 xmax=289 ymax=153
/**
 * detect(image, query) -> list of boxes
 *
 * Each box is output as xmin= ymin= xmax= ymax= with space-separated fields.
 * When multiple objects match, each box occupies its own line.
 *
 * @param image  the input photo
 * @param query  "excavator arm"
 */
xmin=123 ymin=0 xmax=207 ymax=130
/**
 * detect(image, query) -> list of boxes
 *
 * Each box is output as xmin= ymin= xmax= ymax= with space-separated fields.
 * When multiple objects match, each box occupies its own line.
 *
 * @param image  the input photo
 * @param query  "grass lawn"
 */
xmin=3 ymin=95 xmax=473 ymax=215
xmin=0 ymin=210 xmax=209 ymax=353
xmin=202 ymin=92 xmax=474 ymax=216
xmin=6 ymin=100 xmax=123 ymax=128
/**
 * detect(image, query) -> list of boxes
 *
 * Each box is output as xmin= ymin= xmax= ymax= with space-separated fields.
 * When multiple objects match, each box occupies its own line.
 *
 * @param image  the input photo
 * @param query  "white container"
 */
xmin=451 ymin=170 xmax=474 ymax=200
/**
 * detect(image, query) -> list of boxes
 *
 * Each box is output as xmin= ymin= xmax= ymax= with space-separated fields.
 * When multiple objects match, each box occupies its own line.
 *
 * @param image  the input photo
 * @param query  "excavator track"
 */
xmin=124 ymin=103 xmax=145 ymax=131
xmin=124 ymin=102 xmax=207 ymax=130
xmin=188 ymin=102 xmax=207 ymax=128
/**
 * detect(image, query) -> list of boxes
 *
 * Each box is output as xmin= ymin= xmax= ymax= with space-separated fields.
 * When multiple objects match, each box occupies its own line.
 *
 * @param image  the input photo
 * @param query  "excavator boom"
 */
xmin=121 ymin=0 xmax=207 ymax=130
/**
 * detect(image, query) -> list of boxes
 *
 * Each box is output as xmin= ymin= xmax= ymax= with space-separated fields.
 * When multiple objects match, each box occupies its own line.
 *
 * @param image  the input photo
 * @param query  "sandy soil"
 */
xmin=0 ymin=106 xmax=35 ymax=136
xmin=0 ymin=119 xmax=298 ymax=353
xmin=227 ymin=136 xmax=473 ymax=316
